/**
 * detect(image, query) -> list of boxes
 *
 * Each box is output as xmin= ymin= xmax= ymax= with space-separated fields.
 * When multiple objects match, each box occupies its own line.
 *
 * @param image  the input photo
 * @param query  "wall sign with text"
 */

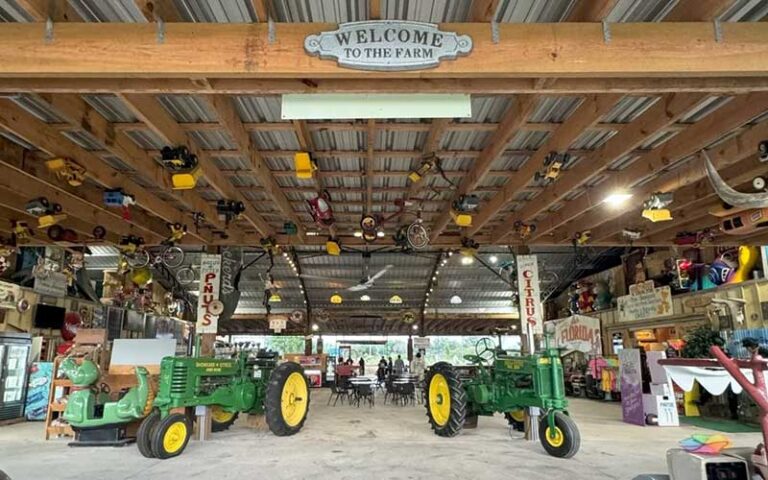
xmin=196 ymin=254 xmax=222 ymax=334
xmin=516 ymin=255 xmax=543 ymax=335
xmin=305 ymin=21 xmax=472 ymax=71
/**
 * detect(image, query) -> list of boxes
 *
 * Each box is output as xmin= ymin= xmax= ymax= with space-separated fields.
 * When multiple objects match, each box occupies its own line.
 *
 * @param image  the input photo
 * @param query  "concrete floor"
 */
xmin=0 ymin=391 xmax=762 ymax=480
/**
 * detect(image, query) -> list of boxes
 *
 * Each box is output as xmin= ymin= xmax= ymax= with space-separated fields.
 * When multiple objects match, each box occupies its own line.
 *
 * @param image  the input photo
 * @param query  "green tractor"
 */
xmin=60 ymin=349 xmax=309 ymax=458
xmin=425 ymin=338 xmax=580 ymax=459
xmin=137 ymin=349 xmax=310 ymax=459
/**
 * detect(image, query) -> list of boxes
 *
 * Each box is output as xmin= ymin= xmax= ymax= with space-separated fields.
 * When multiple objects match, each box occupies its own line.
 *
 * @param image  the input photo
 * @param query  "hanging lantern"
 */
xmin=389 ymin=294 xmax=403 ymax=304
xmin=450 ymin=294 xmax=463 ymax=305
xmin=330 ymin=293 xmax=343 ymax=304
xmin=269 ymin=292 xmax=282 ymax=303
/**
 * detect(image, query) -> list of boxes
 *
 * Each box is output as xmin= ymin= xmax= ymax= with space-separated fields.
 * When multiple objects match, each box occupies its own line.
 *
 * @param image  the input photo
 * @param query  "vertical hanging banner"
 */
xmin=218 ymin=247 xmax=243 ymax=325
xmin=196 ymin=254 xmax=222 ymax=334
xmin=517 ymin=255 xmax=543 ymax=335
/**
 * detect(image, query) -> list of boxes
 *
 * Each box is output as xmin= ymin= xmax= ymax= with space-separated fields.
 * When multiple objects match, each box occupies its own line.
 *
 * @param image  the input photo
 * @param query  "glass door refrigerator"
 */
xmin=0 ymin=333 xmax=32 ymax=421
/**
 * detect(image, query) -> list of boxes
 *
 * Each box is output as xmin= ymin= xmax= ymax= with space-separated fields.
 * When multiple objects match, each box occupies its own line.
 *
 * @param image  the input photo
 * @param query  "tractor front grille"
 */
xmin=170 ymin=363 xmax=188 ymax=395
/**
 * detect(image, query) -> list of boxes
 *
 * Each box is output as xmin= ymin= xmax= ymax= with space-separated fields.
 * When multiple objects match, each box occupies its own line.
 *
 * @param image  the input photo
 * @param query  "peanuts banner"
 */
xmin=196 ymin=253 xmax=222 ymax=334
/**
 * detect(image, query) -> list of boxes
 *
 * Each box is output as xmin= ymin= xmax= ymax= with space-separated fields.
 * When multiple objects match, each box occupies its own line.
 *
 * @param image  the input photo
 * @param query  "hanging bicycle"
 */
xmin=125 ymin=245 xmax=185 ymax=270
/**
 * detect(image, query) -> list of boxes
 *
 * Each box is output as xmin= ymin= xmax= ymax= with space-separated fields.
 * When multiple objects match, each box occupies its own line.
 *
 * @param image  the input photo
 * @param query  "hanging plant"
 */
xmin=680 ymin=326 xmax=725 ymax=359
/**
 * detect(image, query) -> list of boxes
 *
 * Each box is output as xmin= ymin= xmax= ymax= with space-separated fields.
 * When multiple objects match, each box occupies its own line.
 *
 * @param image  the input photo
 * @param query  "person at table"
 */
xmin=377 ymin=357 xmax=387 ymax=382
xmin=359 ymin=357 xmax=365 ymax=376
xmin=387 ymin=357 xmax=393 ymax=377
xmin=394 ymin=355 xmax=405 ymax=376
xmin=335 ymin=361 xmax=354 ymax=386
xmin=410 ymin=352 xmax=425 ymax=381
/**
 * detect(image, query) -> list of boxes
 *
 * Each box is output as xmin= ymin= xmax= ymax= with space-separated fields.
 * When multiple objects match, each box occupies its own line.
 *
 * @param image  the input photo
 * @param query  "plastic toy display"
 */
xmin=216 ymin=200 xmax=246 ymax=228
xmin=534 ymin=151 xmax=568 ymax=184
xmin=642 ymin=192 xmax=674 ymax=222
xmin=25 ymin=197 xmax=66 ymax=228
xmin=424 ymin=337 xmax=580 ymax=458
xmin=45 ymin=158 xmax=86 ymax=187
xmin=160 ymin=146 xmax=201 ymax=190
xmin=307 ymin=191 xmax=335 ymax=228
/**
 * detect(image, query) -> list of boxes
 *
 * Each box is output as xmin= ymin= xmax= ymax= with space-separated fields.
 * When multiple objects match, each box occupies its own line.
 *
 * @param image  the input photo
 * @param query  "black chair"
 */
xmin=399 ymin=382 xmax=416 ymax=406
xmin=383 ymin=379 xmax=397 ymax=405
xmin=355 ymin=384 xmax=375 ymax=408
xmin=328 ymin=378 xmax=351 ymax=406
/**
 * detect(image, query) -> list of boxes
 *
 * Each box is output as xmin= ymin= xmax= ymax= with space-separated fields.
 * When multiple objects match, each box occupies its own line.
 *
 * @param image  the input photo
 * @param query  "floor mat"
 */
xmin=680 ymin=416 xmax=762 ymax=433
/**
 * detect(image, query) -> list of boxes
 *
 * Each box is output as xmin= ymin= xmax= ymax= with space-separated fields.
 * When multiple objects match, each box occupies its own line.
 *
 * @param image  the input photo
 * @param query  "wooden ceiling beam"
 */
xmin=467 ymin=93 xmax=623 ymax=236
xmin=118 ymin=93 xmax=273 ymax=238
xmin=470 ymin=0 xmax=501 ymax=22
xmin=663 ymin=0 xmax=735 ymax=22
xmin=153 ymin=148 xmax=602 ymax=160
xmin=491 ymin=92 xmax=708 ymax=242
xmin=3 ymin=77 xmax=768 ymax=95
xmin=134 ymin=0 xmax=182 ymax=22
xmin=1 ymin=23 xmax=767 ymax=77
xmin=0 ymin=99 xmax=184 ymax=240
xmin=250 ymin=0 xmax=269 ymax=22
xmin=430 ymin=95 xmax=538 ymax=241
xmin=565 ymin=0 xmax=618 ymax=21
xmin=209 ymin=95 xmax=306 ymax=237
xmin=543 ymin=93 xmax=768 ymax=242
xmin=38 ymin=93 xmax=223 ymax=237
xmin=590 ymin=119 xmax=768 ymax=242
xmin=14 ymin=0 xmax=82 ymax=21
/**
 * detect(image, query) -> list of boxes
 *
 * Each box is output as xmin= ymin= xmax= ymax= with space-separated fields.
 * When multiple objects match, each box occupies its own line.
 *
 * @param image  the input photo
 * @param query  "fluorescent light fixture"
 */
xmin=450 ymin=295 xmax=463 ymax=305
xmin=360 ymin=294 xmax=371 ymax=302
xmin=604 ymin=192 xmax=633 ymax=207
xmin=282 ymin=94 xmax=472 ymax=120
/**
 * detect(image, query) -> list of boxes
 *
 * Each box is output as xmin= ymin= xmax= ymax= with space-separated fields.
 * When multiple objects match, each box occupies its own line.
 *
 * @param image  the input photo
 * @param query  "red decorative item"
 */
xmin=61 ymin=311 xmax=81 ymax=341
xmin=307 ymin=190 xmax=335 ymax=228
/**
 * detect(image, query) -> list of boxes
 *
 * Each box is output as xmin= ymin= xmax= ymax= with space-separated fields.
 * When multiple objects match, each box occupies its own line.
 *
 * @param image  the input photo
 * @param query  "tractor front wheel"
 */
xmin=211 ymin=405 xmax=239 ymax=432
xmin=425 ymin=362 xmax=466 ymax=437
xmin=151 ymin=413 xmax=191 ymax=459
xmin=539 ymin=412 xmax=580 ymax=459
xmin=136 ymin=410 xmax=160 ymax=458
xmin=265 ymin=362 xmax=310 ymax=436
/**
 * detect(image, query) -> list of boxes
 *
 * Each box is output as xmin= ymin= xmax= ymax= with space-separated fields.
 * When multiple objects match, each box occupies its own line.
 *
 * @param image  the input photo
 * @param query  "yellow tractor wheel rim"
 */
xmin=428 ymin=373 xmax=451 ymax=427
xmin=281 ymin=372 xmax=308 ymax=427
xmin=212 ymin=406 xmax=235 ymax=424
xmin=545 ymin=426 xmax=565 ymax=448
xmin=509 ymin=409 xmax=525 ymax=422
xmin=162 ymin=421 xmax=188 ymax=454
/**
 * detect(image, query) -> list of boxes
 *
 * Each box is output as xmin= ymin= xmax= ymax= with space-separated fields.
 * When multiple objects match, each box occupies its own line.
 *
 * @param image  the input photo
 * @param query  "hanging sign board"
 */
xmin=196 ymin=254 xmax=222 ymax=334
xmin=617 ymin=280 xmax=673 ymax=323
xmin=517 ymin=255 xmax=543 ymax=335
xmin=413 ymin=337 xmax=430 ymax=350
xmin=33 ymin=272 xmax=67 ymax=298
xmin=218 ymin=247 xmax=243 ymax=325
xmin=269 ymin=315 xmax=288 ymax=333
xmin=554 ymin=315 xmax=602 ymax=355
xmin=305 ymin=21 xmax=473 ymax=71
xmin=0 ymin=281 xmax=20 ymax=309
xmin=619 ymin=348 xmax=645 ymax=426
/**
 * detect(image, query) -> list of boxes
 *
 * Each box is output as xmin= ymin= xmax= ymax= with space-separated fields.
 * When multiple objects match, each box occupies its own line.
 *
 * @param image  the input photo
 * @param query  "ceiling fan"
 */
xmin=301 ymin=264 xmax=394 ymax=291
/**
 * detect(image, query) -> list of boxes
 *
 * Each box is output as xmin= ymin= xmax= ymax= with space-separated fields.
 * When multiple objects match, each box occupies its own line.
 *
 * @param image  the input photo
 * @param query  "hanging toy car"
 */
xmin=307 ymin=190 xmax=335 ymax=228
xmin=161 ymin=146 xmax=201 ymax=190
xmin=758 ymin=139 xmax=768 ymax=162
xmin=164 ymin=222 xmax=187 ymax=245
xmin=408 ymin=154 xmax=438 ymax=183
xmin=450 ymin=194 xmax=480 ymax=227
xmin=641 ymin=191 xmax=674 ymax=222
xmin=513 ymin=221 xmax=536 ymax=240
xmin=572 ymin=230 xmax=591 ymax=246
xmin=103 ymin=189 xmax=135 ymax=221
xmin=534 ymin=151 xmax=569 ymax=184
xmin=216 ymin=200 xmax=246 ymax=228
xmin=45 ymin=157 xmax=86 ymax=187
xmin=11 ymin=221 xmax=32 ymax=245
xmin=25 ymin=197 xmax=66 ymax=228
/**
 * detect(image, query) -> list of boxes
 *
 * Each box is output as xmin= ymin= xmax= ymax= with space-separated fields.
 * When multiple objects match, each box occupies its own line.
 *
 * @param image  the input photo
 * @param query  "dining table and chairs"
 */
xmin=328 ymin=371 xmax=423 ymax=409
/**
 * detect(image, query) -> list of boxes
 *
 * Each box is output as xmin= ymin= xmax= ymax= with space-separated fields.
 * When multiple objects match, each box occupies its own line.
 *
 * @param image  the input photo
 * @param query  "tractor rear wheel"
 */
xmin=136 ymin=410 xmax=160 ymax=458
xmin=504 ymin=409 xmax=525 ymax=432
xmin=211 ymin=405 xmax=239 ymax=432
xmin=425 ymin=362 xmax=466 ymax=437
xmin=539 ymin=411 xmax=581 ymax=459
xmin=265 ymin=362 xmax=310 ymax=436
xmin=151 ymin=413 xmax=191 ymax=459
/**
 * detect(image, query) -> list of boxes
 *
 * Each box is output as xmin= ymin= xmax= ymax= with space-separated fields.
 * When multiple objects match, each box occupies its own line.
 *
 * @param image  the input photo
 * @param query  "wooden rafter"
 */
xmin=565 ymin=0 xmax=618 ymax=21
xmin=0 ymin=99 xmax=186 ymax=240
xmin=663 ymin=0 xmax=735 ymax=21
xmin=467 ymin=93 xmax=623 ymax=236
xmin=117 ymin=93 xmax=274 ymax=238
xmin=14 ymin=0 xmax=82 ymax=21
xmin=36 ymin=93 xmax=224 ymax=237
xmin=1 ymin=23 xmax=767 ymax=77
xmin=470 ymin=0 xmax=501 ymax=21
xmin=429 ymin=95 xmax=538 ymax=241
xmin=491 ymin=92 xmax=709 ymax=242
xmin=209 ymin=95 xmax=306 ymax=237
xmin=544 ymin=93 xmax=768 ymax=243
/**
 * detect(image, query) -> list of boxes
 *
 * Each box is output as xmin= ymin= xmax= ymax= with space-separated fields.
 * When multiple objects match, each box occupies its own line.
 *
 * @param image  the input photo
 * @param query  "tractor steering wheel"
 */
xmin=475 ymin=338 xmax=496 ymax=363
